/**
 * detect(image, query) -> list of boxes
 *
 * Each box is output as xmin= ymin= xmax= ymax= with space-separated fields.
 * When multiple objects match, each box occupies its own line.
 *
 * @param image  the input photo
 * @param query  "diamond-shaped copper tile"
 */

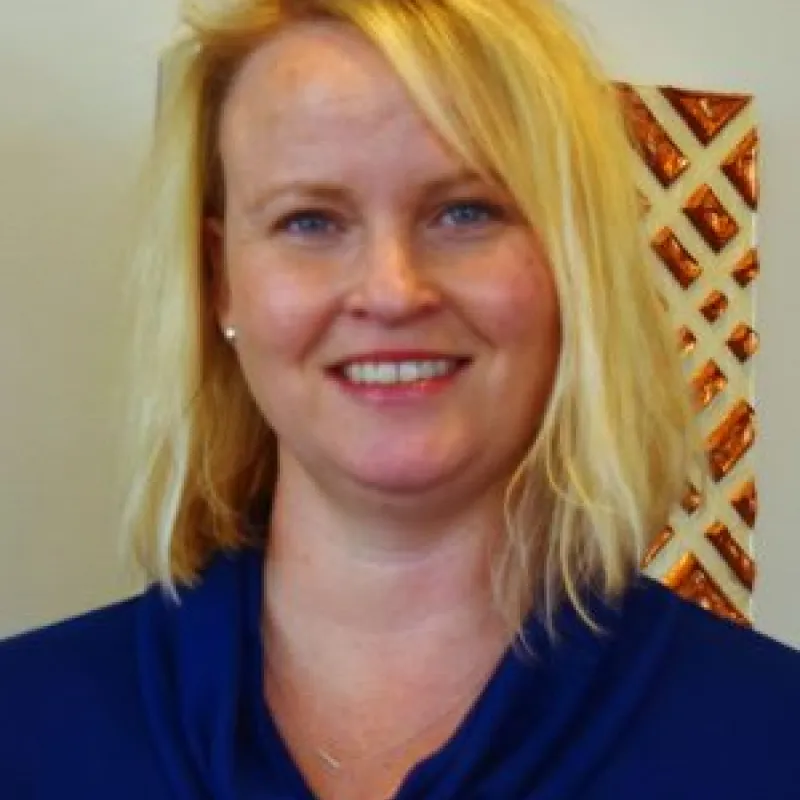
xmin=691 ymin=360 xmax=728 ymax=410
xmin=678 ymin=326 xmax=698 ymax=357
xmin=618 ymin=85 xmax=690 ymax=187
xmin=661 ymin=88 xmax=751 ymax=145
xmin=722 ymin=128 xmax=759 ymax=210
xmin=663 ymin=552 xmax=749 ymax=625
xmin=727 ymin=323 xmax=760 ymax=362
xmin=652 ymin=228 xmax=702 ymax=288
xmin=707 ymin=400 xmax=756 ymax=482
xmin=700 ymin=290 xmax=729 ymax=324
xmin=731 ymin=479 xmax=758 ymax=528
xmin=706 ymin=521 xmax=756 ymax=591
xmin=684 ymin=184 xmax=740 ymax=253
xmin=681 ymin=482 xmax=702 ymax=516
xmin=731 ymin=249 xmax=760 ymax=288
xmin=642 ymin=526 xmax=675 ymax=569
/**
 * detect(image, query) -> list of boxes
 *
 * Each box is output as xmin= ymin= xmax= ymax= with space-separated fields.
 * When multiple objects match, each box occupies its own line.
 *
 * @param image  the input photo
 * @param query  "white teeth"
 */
xmin=419 ymin=361 xmax=436 ymax=380
xmin=376 ymin=363 xmax=397 ymax=384
xmin=341 ymin=360 xmax=461 ymax=385
xmin=398 ymin=362 xmax=419 ymax=382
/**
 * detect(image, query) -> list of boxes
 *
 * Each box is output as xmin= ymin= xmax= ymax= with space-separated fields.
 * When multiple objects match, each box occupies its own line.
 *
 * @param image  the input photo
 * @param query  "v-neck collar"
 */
xmin=138 ymin=545 xmax=679 ymax=799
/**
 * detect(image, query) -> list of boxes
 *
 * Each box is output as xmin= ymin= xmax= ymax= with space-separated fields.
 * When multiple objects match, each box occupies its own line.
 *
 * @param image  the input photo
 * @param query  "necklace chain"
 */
xmin=263 ymin=642 xmax=502 ymax=776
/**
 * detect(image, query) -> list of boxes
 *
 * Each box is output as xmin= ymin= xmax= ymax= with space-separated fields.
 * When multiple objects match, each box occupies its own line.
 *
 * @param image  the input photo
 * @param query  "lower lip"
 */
xmin=328 ymin=365 xmax=469 ymax=405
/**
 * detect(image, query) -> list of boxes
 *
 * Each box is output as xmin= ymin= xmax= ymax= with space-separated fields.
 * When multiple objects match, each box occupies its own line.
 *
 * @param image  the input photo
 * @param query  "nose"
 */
xmin=343 ymin=230 xmax=442 ymax=323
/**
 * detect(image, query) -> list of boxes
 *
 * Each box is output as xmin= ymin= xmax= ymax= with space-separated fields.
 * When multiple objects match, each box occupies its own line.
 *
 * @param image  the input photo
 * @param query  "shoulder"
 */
xmin=0 ymin=550 xmax=261 ymax=797
xmin=591 ymin=577 xmax=800 ymax=796
xmin=0 ymin=593 xmax=144 ymax=694
xmin=630 ymin=576 xmax=800 ymax=688
xmin=0 ymin=594 xmax=165 ymax=793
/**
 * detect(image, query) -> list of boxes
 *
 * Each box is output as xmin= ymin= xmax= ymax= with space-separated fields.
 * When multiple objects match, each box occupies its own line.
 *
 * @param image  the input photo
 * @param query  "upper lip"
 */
xmin=330 ymin=350 xmax=472 ymax=368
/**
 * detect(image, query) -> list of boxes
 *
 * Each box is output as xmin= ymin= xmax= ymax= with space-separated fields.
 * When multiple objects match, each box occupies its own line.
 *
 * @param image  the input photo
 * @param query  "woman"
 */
xmin=2 ymin=0 xmax=798 ymax=798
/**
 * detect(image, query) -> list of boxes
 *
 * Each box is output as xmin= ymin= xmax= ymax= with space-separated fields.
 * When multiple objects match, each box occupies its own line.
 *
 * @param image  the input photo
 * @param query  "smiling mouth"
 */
xmin=342 ymin=358 xmax=468 ymax=385
xmin=328 ymin=356 xmax=472 ymax=387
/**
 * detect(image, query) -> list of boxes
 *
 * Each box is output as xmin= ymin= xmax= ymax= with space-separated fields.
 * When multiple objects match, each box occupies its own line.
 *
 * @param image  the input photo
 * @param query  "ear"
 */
xmin=204 ymin=216 xmax=231 ymax=330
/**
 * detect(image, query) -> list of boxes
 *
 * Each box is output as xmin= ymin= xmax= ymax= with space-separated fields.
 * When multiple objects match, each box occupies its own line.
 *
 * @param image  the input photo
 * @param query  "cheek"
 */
xmin=505 ymin=273 xmax=559 ymax=347
xmin=464 ymin=249 xmax=561 ymax=355
xmin=227 ymin=259 xmax=335 ymax=360
xmin=481 ymin=256 xmax=562 ymax=437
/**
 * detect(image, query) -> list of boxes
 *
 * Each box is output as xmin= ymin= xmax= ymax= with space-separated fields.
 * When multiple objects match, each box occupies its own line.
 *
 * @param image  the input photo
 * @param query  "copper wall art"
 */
xmin=618 ymin=85 xmax=759 ymax=624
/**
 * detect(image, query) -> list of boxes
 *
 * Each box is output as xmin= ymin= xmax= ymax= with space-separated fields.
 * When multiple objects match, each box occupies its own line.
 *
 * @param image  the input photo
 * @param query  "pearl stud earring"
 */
xmin=222 ymin=325 xmax=237 ymax=342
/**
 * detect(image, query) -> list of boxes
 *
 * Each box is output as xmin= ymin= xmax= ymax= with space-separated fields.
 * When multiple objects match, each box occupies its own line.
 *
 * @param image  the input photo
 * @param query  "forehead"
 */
xmin=218 ymin=20 xmax=460 ymax=183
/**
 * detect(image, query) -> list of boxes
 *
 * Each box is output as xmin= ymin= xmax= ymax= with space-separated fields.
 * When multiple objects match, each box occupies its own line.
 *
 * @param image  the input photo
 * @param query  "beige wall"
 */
xmin=0 ymin=1 xmax=176 ymax=637
xmin=1 ymin=0 xmax=798 ymax=646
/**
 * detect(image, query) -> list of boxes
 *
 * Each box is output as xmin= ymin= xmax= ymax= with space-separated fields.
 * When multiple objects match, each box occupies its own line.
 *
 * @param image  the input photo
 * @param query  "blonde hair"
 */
xmin=123 ymin=0 xmax=699 ymax=630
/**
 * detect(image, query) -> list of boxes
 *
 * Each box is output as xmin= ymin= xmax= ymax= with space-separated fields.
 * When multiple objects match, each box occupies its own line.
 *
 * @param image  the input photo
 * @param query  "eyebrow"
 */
xmin=243 ymin=168 xmax=495 ymax=215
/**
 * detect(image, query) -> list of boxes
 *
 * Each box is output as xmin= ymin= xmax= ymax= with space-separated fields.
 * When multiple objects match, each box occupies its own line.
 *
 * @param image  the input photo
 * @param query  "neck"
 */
xmin=262 ymin=455 xmax=511 ymax=688
xmin=260 ymin=458 xmax=515 ymax=799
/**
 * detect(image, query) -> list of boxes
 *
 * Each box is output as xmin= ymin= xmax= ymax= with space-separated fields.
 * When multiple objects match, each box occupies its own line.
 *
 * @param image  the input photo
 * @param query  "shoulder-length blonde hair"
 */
xmin=123 ymin=0 xmax=699 ymax=631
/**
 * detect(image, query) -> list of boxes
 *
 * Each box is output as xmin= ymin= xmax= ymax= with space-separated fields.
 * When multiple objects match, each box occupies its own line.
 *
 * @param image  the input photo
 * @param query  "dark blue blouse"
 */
xmin=2 ymin=545 xmax=799 ymax=798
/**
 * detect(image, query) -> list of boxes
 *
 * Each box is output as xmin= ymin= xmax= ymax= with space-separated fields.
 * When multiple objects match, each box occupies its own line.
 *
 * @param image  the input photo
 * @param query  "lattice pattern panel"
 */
xmin=618 ymin=85 xmax=759 ymax=624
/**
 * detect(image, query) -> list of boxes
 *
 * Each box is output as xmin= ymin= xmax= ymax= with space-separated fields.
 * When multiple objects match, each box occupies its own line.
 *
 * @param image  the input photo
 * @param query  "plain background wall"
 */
xmin=1 ymin=0 xmax=798 ymax=645
xmin=0 ymin=0 xmax=177 ymax=637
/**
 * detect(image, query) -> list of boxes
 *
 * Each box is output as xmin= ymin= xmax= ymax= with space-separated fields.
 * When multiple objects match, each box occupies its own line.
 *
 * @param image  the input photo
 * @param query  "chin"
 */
xmin=337 ymin=450 xmax=475 ymax=498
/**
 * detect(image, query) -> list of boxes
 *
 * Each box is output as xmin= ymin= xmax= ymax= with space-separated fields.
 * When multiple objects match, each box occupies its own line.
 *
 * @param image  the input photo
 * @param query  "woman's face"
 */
xmin=213 ymin=20 xmax=561 ymax=514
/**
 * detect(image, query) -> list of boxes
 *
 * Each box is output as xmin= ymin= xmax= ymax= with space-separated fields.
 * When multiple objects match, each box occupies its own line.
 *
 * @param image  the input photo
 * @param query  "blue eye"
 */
xmin=277 ymin=211 xmax=336 ymax=236
xmin=439 ymin=201 xmax=501 ymax=227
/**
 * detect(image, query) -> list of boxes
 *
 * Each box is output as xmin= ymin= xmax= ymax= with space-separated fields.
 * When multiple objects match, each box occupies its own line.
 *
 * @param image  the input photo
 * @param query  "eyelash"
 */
xmin=273 ymin=200 xmax=504 ymax=236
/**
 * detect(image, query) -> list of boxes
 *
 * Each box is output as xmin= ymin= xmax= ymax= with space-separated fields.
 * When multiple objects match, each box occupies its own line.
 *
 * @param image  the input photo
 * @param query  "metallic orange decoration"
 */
xmin=731 ymin=249 xmax=760 ymax=288
xmin=618 ymin=84 xmax=690 ymax=187
xmin=683 ymin=184 xmax=740 ymax=253
xmin=691 ymin=360 xmax=728 ymax=410
xmin=722 ymin=129 xmax=759 ymax=210
xmin=643 ymin=526 xmax=675 ymax=569
xmin=619 ymin=84 xmax=758 ymax=623
xmin=730 ymin=479 xmax=758 ymax=529
xmin=700 ymin=290 xmax=729 ymax=324
xmin=727 ymin=324 xmax=760 ymax=363
xmin=705 ymin=521 xmax=756 ymax=592
xmin=660 ymin=88 xmax=751 ymax=145
xmin=706 ymin=401 xmax=756 ymax=482
xmin=652 ymin=228 xmax=702 ymax=288
xmin=663 ymin=552 xmax=749 ymax=625
xmin=680 ymin=483 xmax=703 ymax=516
xmin=677 ymin=326 xmax=698 ymax=357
